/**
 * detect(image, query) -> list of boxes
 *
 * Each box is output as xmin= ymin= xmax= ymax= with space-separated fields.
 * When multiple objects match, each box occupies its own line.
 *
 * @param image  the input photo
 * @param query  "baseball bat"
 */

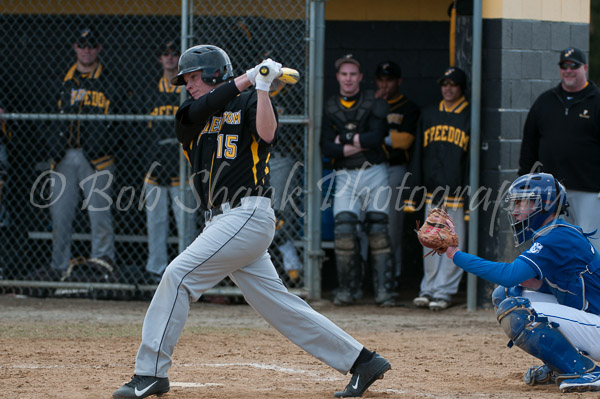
xmin=259 ymin=66 xmax=300 ymax=85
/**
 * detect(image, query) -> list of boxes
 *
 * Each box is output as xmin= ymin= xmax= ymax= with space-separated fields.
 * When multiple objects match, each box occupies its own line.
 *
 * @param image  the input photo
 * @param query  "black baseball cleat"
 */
xmin=113 ymin=375 xmax=170 ymax=398
xmin=334 ymin=352 xmax=391 ymax=397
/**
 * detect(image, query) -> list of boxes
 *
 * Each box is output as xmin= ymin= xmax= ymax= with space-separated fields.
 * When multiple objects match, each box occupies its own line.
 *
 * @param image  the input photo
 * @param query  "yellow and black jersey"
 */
xmin=383 ymin=94 xmax=420 ymax=166
xmin=176 ymin=81 xmax=276 ymax=211
xmin=144 ymin=73 xmax=182 ymax=186
xmin=55 ymin=62 xmax=128 ymax=167
xmin=406 ymin=96 xmax=470 ymax=206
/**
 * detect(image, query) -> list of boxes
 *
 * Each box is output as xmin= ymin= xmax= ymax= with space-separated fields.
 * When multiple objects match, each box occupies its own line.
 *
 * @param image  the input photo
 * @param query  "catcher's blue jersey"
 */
xmin=518 ymin=219 xmax=600 ymax=314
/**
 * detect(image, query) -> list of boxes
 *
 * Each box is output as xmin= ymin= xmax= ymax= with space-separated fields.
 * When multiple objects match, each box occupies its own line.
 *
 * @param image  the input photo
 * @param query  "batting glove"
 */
xmin=255 ymin=58 xmax=282 ymax=92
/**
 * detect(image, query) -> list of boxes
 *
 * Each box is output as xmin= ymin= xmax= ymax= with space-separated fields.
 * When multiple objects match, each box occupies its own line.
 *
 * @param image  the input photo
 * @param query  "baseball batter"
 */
xmin=113 ymin=45 xmax=391 ymax=399
xmin=446 ymin=173 xmax=600 ymax=392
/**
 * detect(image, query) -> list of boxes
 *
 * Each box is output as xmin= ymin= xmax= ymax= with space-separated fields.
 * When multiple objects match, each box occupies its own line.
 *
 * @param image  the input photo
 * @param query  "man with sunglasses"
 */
xmin=519 ymin=47 xmax=600 ymax=239
xmin=139 ymin=40 xmax=196 ymax=285
xmin=41 ymin=28 xmax=128 ymax=282
xmin=404 ymin=66 xmax=470 ymax=311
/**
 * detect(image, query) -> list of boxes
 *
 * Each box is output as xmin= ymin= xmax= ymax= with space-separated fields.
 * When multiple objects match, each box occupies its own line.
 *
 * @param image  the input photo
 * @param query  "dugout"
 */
xmin=0 ymin=1 xmax=592 ymax=307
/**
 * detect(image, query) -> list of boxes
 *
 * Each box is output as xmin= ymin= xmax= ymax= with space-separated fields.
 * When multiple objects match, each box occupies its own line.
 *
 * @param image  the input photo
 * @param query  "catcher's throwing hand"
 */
xmin=416 ymin=207 xmax=459 ymax=257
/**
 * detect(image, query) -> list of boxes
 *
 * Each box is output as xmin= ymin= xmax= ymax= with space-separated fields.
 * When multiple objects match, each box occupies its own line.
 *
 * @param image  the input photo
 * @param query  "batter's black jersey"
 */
xmin=144 ymin=74 xmax=182 ymax=186
xmin=175 ymin=80 xmax=277 ymax=211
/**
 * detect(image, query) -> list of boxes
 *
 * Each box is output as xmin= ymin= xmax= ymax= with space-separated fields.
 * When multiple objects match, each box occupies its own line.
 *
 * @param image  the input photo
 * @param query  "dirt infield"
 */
xmin=0 ymin=294 xmax=590 ymax=399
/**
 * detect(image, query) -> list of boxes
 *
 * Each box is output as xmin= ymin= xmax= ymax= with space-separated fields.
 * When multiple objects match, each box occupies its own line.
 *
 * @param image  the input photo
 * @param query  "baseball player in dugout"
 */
xmin=320 ymin=54 xmax=396 ymax=307
xmin=519 ymin=47 xmax=600 ymax=238
xmin=39 ymin=28 xmax=126 ymax=281
xmin=113 ymin=44 xmax=391 ymax=399
xmin=404 ymin=66 xmax=470 ymax=311
xmin=141 ymin=40 xmax=195 ymax=285
xmin=374 ymin=60 xmax=420 ymax=293
xmin=444 ymin=172 xmax=600 ymax=393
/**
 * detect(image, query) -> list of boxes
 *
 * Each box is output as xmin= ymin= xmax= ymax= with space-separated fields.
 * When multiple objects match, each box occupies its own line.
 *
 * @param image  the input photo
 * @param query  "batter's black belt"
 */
xmin=203 ymin=199 xmax=242 ymax=223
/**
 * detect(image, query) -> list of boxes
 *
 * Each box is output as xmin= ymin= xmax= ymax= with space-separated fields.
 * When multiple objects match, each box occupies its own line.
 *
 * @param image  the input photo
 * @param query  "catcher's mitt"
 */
xmin=416 ymin=207 xmax=459 ymax=257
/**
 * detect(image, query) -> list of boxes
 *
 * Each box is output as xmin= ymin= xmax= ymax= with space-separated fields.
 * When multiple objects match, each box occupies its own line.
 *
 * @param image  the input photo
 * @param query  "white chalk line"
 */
xmin=182 ymin=362 xmax=343 ymax=382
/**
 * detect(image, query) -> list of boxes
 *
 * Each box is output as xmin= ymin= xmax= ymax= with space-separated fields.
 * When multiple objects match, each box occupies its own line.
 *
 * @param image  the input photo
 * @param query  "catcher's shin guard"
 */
xmin=496 ymin=297 xmax=596 ymax=377
xmin=334 ymin=212 xmax=362 ymax=302
xmin=365 ymin=212 xmax=395 ymax=305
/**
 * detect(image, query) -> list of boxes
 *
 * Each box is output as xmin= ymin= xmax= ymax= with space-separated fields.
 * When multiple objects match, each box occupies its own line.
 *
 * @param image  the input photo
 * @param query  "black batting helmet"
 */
xmin=171 ymin=44 xmax=234 ymax=86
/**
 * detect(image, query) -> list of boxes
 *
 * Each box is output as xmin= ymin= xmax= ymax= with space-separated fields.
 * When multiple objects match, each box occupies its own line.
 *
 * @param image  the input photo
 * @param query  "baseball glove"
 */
xmin=416 ymin=207 xmax=459 ymax=257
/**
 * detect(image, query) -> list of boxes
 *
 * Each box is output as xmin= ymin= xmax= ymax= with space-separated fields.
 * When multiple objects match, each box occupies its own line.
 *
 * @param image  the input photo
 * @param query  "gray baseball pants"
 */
xmin=135 ymin=196 xmax=363 ymax=377
xmin=50 ymin=149 xmax=114 ymax=271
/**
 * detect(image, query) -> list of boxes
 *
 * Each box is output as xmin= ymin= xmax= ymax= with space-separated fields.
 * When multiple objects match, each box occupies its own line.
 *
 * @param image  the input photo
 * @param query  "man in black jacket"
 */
xmin=519 ymin=47 xmax=600 ymax=238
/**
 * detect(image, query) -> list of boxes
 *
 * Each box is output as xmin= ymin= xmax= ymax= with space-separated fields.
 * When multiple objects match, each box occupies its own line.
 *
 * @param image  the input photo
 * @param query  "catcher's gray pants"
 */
xmin=143 ymin=182 xmax=196 ymax=275
xmin=135 ymin=196 xmax=363 ymax=377
xmin=50 ymin=149 xmax=114 ymax=271
xmin=387 ymin=164 xmax=407 ymax=279
xmin=418 ymin=202 xmax=465 ymax=301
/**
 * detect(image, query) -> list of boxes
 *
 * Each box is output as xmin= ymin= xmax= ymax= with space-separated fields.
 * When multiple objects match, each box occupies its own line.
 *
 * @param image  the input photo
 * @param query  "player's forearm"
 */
xmin=453 ymin=251 xmax=538 ymax=286
xmin=256 ymin=90 xmax=276 ymax=143
xmin=234 ymin=75 xmax=253 ymax=93
xmin=342 ymin=144 xmax=363 ymax=157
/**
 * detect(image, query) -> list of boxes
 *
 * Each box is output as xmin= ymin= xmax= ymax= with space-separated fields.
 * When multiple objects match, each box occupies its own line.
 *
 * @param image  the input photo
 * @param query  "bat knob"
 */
xmin=259 ymin=66 xmax=270 ymax=76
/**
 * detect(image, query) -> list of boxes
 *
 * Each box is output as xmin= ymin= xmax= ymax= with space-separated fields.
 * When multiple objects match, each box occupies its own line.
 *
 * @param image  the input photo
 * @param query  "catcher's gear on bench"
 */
xmin=416 ymin=207 xmax=459 ymax=257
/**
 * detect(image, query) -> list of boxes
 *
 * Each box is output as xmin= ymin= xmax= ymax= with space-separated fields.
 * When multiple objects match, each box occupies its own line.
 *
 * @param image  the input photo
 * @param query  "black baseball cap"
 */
xmin=376 ymin=61 xmax=402 ymax=79
xmin=559 ymin=47 xmax=586 ymax=66
xmin=335 ymin=54 xmax=361 ymax=71
xmin=76 ymin=28 xmax=99 ymax=47
xmin=159 ymin=40 xmax=180 ymax=56
xmin=438 ymin=66 xmax=467 ymax=89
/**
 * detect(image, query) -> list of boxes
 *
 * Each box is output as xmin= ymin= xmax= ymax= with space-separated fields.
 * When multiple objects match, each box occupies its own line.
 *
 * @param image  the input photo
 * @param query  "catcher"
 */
xmin=440 ymin=173 xmax=600 ymax=392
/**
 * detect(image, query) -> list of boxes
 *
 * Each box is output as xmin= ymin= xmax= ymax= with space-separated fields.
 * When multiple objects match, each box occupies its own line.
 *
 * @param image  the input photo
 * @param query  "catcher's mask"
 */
xmin=505 ymin=173 xmax=568 ymax=246
xmin=171 ymin=44 xmax=234 ymax=86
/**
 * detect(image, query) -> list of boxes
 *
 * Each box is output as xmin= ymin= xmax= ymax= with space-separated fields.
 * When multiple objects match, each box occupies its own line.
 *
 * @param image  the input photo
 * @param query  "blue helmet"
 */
xmin=506 ymin=173 xmax=568 ymax=246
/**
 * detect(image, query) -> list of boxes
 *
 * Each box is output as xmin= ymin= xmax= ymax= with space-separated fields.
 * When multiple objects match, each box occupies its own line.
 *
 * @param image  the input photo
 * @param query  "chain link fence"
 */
xmin=0 ymin=0 xmax=309 ymax=299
